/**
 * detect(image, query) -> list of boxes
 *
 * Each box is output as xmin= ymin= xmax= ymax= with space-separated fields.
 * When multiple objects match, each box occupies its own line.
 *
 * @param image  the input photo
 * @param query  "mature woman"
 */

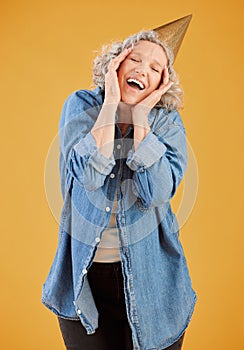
xmin=42 ymin=18 xmax=196 ymax=350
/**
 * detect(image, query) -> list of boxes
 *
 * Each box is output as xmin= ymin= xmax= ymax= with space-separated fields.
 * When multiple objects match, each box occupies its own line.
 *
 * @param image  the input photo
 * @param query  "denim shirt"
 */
xmin=41 ymin=87 xmax=197 ymax=350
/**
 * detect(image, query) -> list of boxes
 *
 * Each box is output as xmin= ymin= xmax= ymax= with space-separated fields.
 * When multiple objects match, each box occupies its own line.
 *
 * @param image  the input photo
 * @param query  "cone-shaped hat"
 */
xmin=154 ymin=14 xmax=192 ymax=60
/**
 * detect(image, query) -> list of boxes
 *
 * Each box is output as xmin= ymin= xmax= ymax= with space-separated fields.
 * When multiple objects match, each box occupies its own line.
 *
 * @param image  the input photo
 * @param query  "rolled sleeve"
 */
xmin=125 ymin=109 xmax=187 ymax=208
xmin=72 ymin=132 xmax=115 ymax=191
xmin=126 ymin=131 xmax=167 ymax=171
xmin=74 ymin=132 xmax=115 ymax=175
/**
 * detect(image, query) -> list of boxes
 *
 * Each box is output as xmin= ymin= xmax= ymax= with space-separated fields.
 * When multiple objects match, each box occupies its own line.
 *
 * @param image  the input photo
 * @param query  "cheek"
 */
xmin=155 ymin=74 xmax=163 ymax=89
xmin=117 ymin=70 xmax=123 ymax=88
xmin=149 ymin=76 xmax=162 ymax=91
xmin=117 ymin=60 xmax=127 ymax=75
xmin=157 ymin=72 xmax=163 ymax=84
xmin=117 ymin=65 xmax=126 ymax=86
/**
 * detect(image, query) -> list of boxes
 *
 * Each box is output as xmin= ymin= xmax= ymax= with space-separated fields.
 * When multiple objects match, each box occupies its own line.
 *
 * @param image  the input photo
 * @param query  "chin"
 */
xmin=121 ymin=95 xmax=143 ymax=105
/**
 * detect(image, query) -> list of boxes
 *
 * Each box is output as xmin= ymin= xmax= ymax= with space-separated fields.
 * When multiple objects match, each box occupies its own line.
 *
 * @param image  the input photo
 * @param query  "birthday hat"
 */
xmin=154 ymin=14 xmax=192 ymax=60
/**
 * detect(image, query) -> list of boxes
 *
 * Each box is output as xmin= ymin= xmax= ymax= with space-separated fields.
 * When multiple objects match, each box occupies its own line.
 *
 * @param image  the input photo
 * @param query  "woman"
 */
xmin=42 ymin=25 xmax=197 ymax=350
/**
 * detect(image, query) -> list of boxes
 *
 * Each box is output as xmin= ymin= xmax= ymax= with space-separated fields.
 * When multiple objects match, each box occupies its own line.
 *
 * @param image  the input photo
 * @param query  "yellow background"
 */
xmin=1 ymin=0 xmax=243 ymax=349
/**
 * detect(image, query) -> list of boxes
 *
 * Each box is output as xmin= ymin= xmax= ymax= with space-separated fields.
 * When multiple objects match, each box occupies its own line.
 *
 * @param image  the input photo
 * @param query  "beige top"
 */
xmin=93 ymin=194 xmax=121 ymax=262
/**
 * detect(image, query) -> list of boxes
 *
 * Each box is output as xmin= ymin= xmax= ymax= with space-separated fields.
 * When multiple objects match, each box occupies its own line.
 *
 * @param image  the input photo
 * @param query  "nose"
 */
xmin=134 ymin=63 xmax=147 ymax=76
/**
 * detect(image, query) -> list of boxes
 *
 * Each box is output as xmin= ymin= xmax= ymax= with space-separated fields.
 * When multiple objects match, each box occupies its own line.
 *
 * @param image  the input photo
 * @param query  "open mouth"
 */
xmin=126 ymin=78 xmax=145 ymax=91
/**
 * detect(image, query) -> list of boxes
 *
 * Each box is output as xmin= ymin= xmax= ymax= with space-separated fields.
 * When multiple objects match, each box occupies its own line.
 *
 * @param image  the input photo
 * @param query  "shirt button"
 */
xmin=82 ymin=269 xmax=87 ymax=275
xmin=77 ymin=309 xmax=82 ymax=315
xmin=116 ymin=144 xmax=121 ymax=149
xmin=95 ymin=237 xmax=100 ymax=243
xmin=105 ymin=206 xmax=111 ymax=212
xmin=110 ymin=173 xmax=115 ymax=179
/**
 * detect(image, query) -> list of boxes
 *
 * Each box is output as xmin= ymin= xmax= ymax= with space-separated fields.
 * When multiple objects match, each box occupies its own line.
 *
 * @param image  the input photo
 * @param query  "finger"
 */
xmin=115 ymin=47 xmax=133 ymax=62
xmin=150 ymin=81 xmax=173 ymax=101
xmin=108 ymin=48 xmax=132 ymax=70
xmin=137 ymin=80 xmax=173 ymax=110
xmin=110 ymin=49 xmax=132 ymax=69
xmin=162 ymin=66 xmax=169 ymax=85
xmin=158 ymin=80 xmax=173 ymax=92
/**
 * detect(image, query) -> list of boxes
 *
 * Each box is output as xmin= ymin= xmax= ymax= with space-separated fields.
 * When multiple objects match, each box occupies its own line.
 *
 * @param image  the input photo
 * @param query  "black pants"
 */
xmin=58 ymin=261 xmax=185 ymax=350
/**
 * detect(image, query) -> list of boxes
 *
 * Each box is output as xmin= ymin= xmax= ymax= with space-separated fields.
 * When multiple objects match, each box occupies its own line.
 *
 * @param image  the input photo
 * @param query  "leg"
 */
xmin=58 ymin=262 xmax=133 ymax=350
xmin=58 ymin=316 xmax=126 ymax=350
xmin=87 ymin=261 xmax=133 ymax=350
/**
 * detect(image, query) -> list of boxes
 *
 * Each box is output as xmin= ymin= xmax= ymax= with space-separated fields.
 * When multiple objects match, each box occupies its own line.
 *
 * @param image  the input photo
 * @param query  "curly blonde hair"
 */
xmin=92 ymin=30 xmax=183 ymax=111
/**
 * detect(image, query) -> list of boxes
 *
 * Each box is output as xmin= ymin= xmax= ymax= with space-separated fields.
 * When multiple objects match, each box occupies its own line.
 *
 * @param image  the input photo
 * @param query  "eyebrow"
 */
xmin=129 ymin=52 xmax=164 ymax=67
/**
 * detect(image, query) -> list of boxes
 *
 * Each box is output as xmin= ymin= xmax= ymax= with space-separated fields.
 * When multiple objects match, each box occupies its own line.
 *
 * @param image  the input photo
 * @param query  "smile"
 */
xmin=126 ymin=78 xmax=145 ymax=90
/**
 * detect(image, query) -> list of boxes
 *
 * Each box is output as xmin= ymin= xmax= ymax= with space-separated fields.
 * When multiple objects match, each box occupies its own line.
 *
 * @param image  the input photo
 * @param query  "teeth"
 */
xmin=127 ymin=78 xmax=145 ymax=90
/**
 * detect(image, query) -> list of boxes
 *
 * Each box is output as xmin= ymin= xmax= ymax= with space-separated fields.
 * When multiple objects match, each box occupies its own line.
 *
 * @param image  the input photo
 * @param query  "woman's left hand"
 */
xmin=132 ymin=66 xmax=173 ymax=149
xmin=133 ymin=66 xmax=173 ymax=115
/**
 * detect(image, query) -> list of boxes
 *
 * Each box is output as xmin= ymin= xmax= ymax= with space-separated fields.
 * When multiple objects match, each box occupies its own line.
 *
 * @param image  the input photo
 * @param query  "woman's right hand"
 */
xmin=104 ymin=48 xmax=132 ymax=105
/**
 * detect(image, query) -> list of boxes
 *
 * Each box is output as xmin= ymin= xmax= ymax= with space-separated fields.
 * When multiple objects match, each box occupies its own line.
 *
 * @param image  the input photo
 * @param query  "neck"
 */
xmin=117 ymin=102 xmax=134 ymax=123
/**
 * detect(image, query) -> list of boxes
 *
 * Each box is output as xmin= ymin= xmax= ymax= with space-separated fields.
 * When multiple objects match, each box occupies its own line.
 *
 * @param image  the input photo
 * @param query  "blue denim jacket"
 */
xmin=42 ymin=87 xmax=197 ymax=350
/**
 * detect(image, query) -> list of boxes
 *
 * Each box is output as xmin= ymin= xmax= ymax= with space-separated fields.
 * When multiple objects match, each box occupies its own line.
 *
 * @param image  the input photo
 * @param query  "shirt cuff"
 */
xmin=74 ymin=132 xmax=115 ymax=175
xmin=126 ymin=131 xmax=167 ymax=171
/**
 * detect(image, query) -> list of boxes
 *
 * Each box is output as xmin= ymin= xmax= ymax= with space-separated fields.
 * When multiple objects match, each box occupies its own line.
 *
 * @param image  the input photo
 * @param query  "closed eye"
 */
xmin=152 ymin=67 xmax=160 ymax=73
xmin=130 ymin=58 xmax=140 ymax=62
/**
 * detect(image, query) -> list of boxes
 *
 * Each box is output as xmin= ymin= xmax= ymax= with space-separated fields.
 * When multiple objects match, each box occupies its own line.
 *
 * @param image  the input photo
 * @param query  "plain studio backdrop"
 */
xmin=0 ymin=1 xmax=243 ymax=349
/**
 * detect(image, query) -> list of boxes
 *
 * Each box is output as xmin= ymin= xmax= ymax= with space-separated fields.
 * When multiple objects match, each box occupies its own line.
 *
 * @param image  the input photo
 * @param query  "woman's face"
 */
xmin=117 ymin=40 xmax=168 ymax=105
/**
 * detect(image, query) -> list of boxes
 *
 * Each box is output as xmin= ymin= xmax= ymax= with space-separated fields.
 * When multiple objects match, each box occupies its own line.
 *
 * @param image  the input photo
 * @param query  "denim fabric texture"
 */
xmin=58 ymin=261 xmax=134 ymax=350
xmin=57 ymin=261 xmax=185 ymax=350
xmin=41 ymin=87 xmax=197 ymax=350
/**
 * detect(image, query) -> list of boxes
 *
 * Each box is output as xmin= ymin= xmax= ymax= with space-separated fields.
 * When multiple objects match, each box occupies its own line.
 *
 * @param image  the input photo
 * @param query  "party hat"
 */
xmin=154 ymin=14 xmax=192 ymax=60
